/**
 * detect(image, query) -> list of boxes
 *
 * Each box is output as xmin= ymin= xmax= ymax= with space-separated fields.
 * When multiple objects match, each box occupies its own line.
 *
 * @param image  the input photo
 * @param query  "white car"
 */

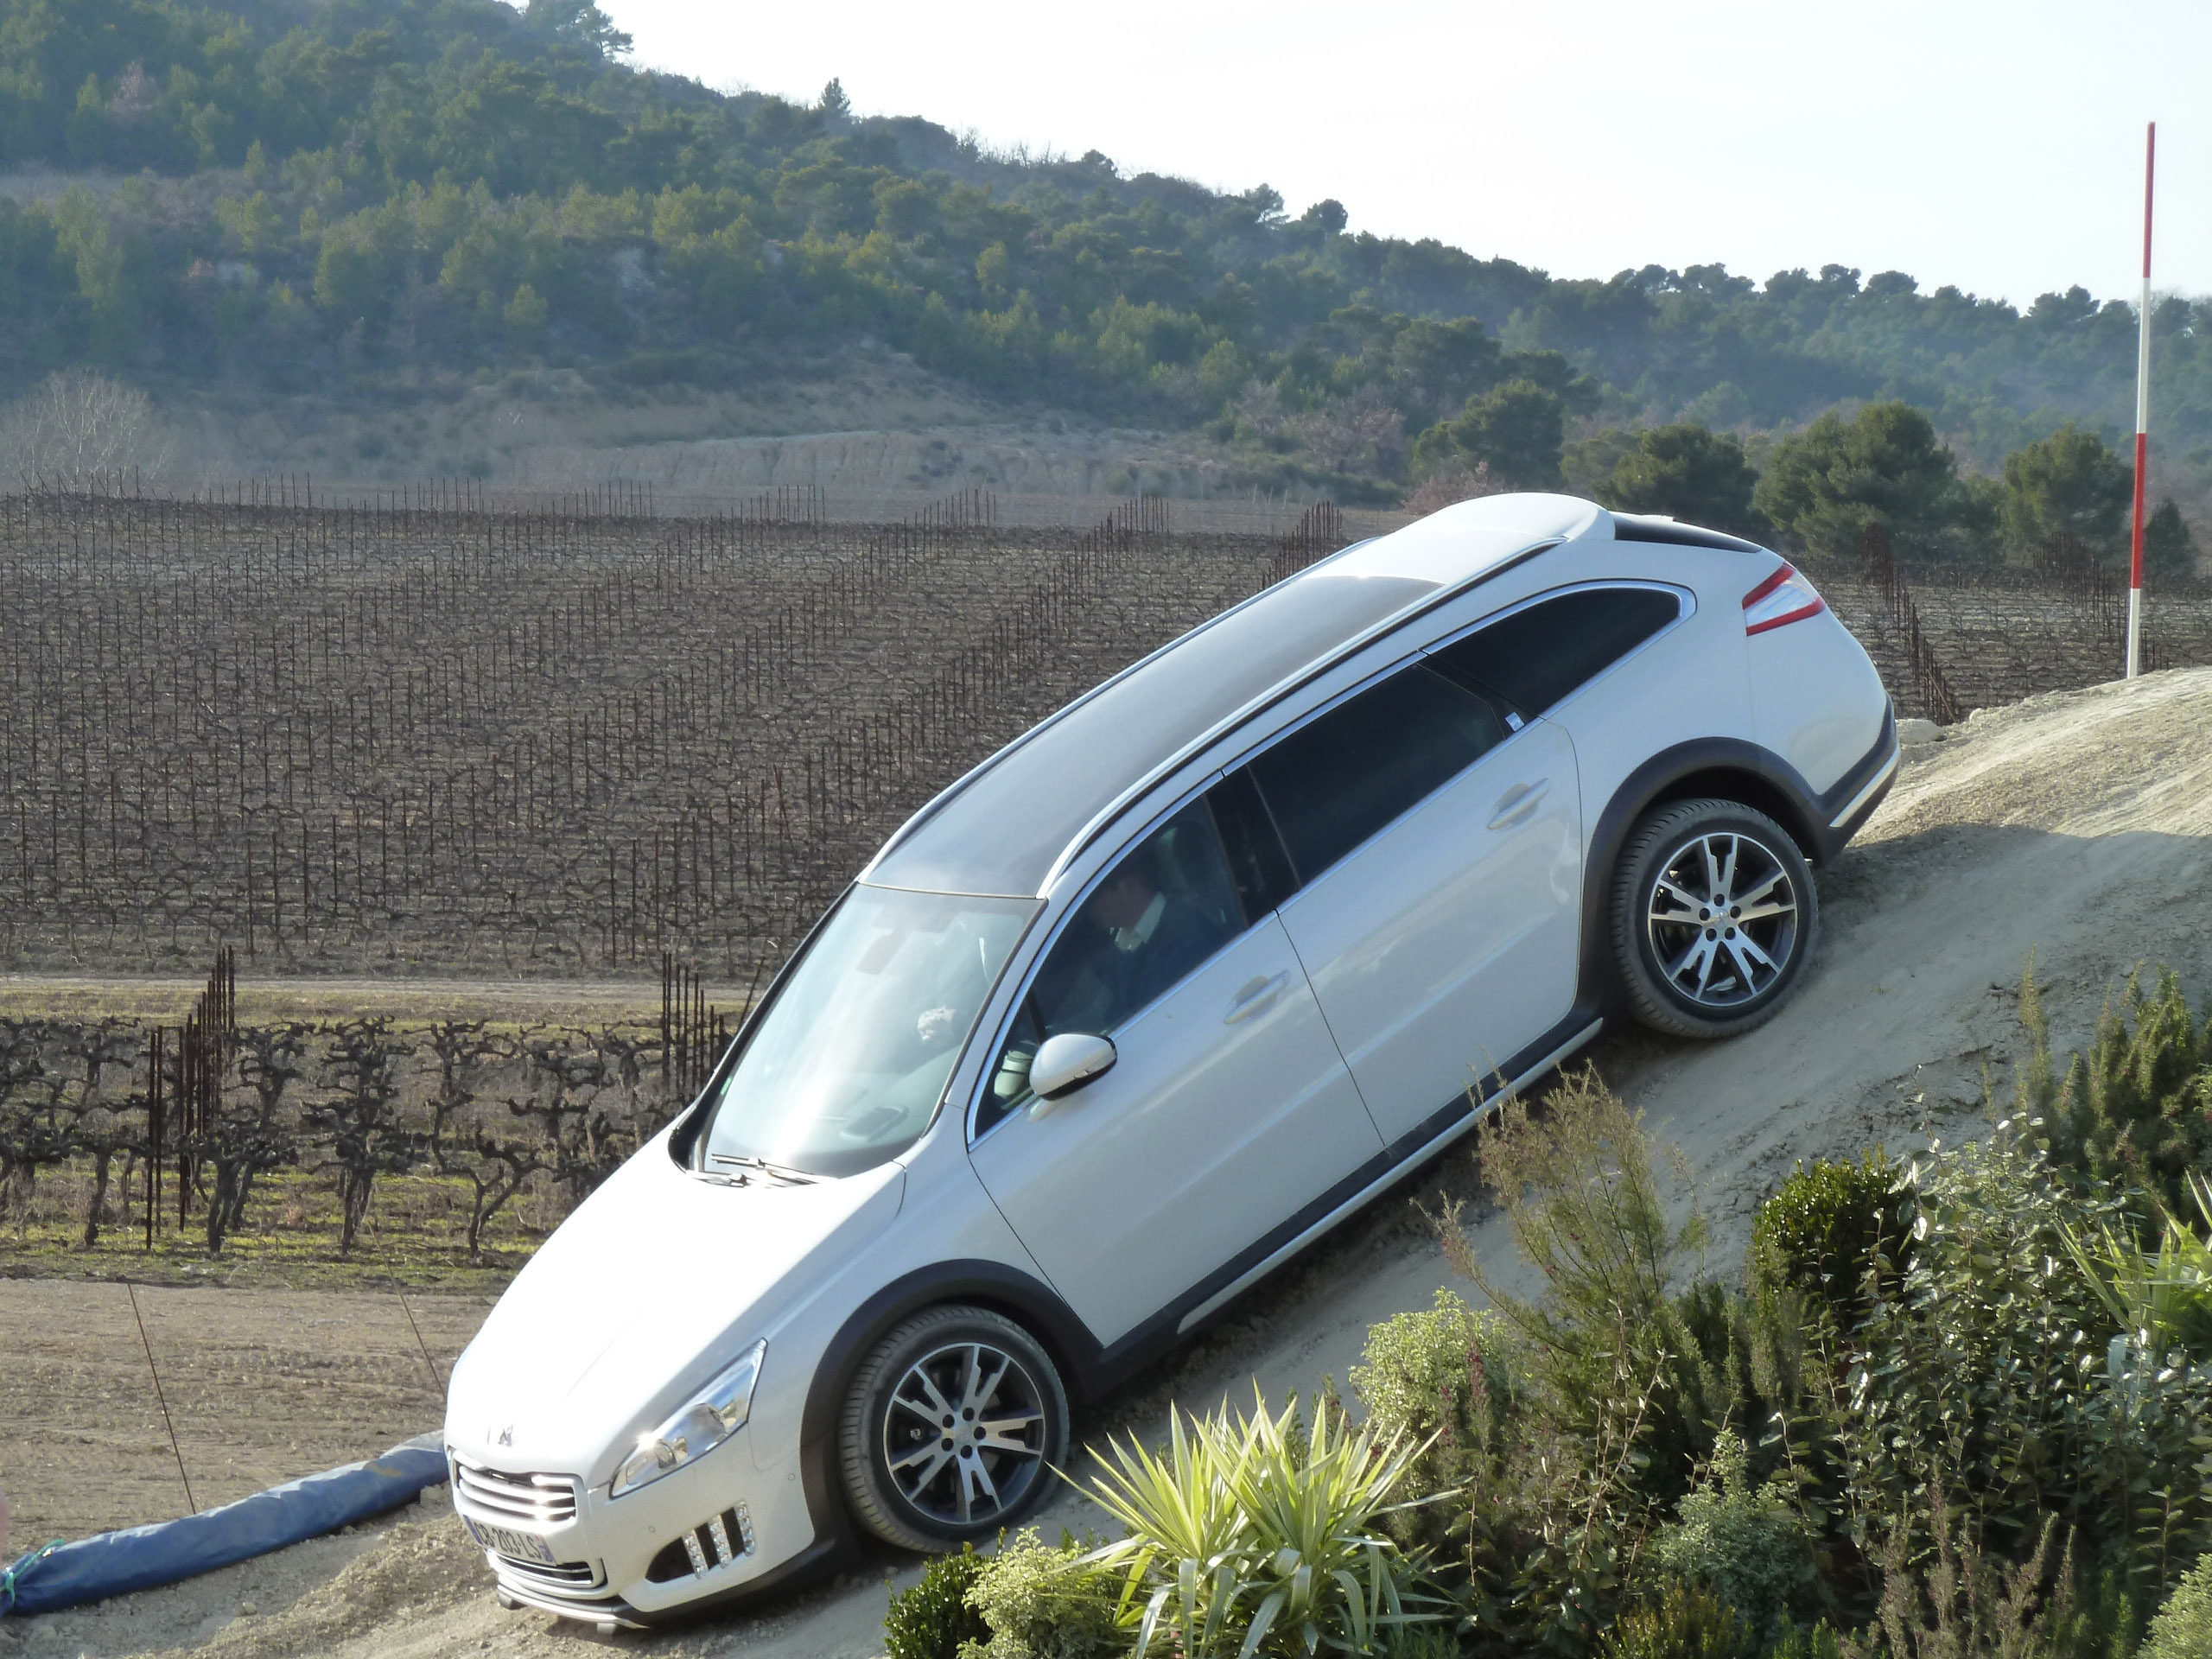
xmin=443 ymin=493 xmax=1895 ymax=1628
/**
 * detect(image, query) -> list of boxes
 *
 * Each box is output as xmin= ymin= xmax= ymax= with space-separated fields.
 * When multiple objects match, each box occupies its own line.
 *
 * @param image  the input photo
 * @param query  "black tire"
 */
xmin=1610 ymin=798 xmax=1820 ymax=1039
xmin=836 ymin=1304 xmax=1069 ymax=1554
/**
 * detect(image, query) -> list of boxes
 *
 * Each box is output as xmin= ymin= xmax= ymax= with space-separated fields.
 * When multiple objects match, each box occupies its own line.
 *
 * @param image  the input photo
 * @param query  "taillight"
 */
xmin=1742 ymin=563 xmax=1826 ymax=635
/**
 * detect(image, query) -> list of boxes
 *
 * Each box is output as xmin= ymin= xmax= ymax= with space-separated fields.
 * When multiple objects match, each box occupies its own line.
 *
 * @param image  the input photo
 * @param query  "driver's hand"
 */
xmin=916 ymin=1005 xmax=959 ymax=1045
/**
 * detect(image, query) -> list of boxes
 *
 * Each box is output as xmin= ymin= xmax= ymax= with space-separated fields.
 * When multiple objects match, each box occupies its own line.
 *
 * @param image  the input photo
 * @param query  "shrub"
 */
xmin=1753 ymin=1153 xmax=1902 ymax=1335
xmin=1437 ymin=1070 xmax=1833 ymax=1510
xmin=1351 ymin=1287 xmax=1525 ymax=1560
xmin=1847 ymin=1126 xmax=2212 ymax=1571
xmin=2057 ymin=1176 xmax=2212 ymax=1358
xmin=1646 ymin=1431 xmax=1815 ymax=1637
xmin=2015 ymin=964 xmax=2212 ymax=1220
xmin=1378 ymin=1625 xmax=1465 ymax=1659
xmin=1767 ymin=1617 xmax=1845 ymax=1659
xmin=886 ymin=1546 xmax=990 ymax=1659
xmin=1840 ymin=1497 xmax=2074 ymax=1659
xmin=1596 ymin=1581 xmax=1758 ymax=1659
xmin=2146 ymin=1552 xmax=2212 ymax=1659
xmin=960 ymin=1531 xmax=1118 ymax=1659
xmin=1081 ymin=1391 xmax=1439 ymax=1659
xmin=1352 ymin=1287 xmax=1514 ymax=1446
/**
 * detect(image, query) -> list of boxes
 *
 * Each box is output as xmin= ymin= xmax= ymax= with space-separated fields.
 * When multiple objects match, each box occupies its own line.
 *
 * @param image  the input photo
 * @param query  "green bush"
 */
xmin=1848 ymin=1499 xmax=2075 ymax=1659
xmin=1767 ymin=1617 xmax=1845 ymax=1659
xmin=1438 ymin=1071 xmax=1834 ymax=1510
xmin=2146 ymin=1552 xmax=2212 ymax=1659
xmin=1646 ymin=1432 xmax=1815 ymax=1637
xmin=1351 ymin=1287 xmax=1524 ymax=1561
xmin=886 ymin=1546 xmax=990 ymax=1659
xmin=2016 ymin=964 xmax=2212 ymax=1220
xmin=960 ymin=1531 xmax=1118 ymax=1659
xmin=1596 ymin=1581 xmax=1758 ymax=1659
xmin=1352 ymin=1287 xmax=1515 ymax=1445
xmin=1847 ymin=1127 xmax=2212 ymax=1567
xmin=1378 ymin=1624 xmax=1465 ymax=1659
xmin=1753 ymin=1152 xmax=1902 ymax=1333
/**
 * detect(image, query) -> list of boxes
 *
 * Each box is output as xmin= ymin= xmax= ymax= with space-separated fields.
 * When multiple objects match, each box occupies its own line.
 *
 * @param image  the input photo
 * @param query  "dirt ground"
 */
xmin=0 ymin=1283 xmax=490 ymax=1543
xmin=8 ymin=667 xmax=2212 ymax=1657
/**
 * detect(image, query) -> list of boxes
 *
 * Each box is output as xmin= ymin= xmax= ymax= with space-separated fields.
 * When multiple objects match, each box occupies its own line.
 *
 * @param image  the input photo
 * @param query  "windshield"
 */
xmin=700 ymin=886 xmax=1038 ymax=1179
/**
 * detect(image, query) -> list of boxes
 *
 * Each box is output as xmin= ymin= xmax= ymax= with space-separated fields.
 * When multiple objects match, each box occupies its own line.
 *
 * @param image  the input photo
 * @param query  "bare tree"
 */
xmin=0 ymin=370 xmax=173 ymax=488
xmin=54 ymin=1020 xmax=143 ymax=1247
xmin=0 ymin=1020 xmax=71 ymax=1227
xmin=425 ymin=1020 xmax=543 ymax=1262
xmin=305 ymin=1019 xmax=416 ymax=1255
xmin=195 ymin=1024 xmax=308 ymax=1254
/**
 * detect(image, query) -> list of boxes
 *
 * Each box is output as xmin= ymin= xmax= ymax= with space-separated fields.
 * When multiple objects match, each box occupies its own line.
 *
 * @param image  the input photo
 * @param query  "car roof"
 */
xmin=862 ymin=493 xmax=1616 ymax=898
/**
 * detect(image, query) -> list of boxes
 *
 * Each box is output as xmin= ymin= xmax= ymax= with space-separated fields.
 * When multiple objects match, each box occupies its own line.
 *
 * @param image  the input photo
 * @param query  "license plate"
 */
xmin=464 ymin=1516 xmax=556 ymax=1563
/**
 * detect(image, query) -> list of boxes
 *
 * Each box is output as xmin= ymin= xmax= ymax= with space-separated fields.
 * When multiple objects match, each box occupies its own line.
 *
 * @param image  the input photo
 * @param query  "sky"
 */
xmin=601 ymin=0 xmax=2210 ymax=309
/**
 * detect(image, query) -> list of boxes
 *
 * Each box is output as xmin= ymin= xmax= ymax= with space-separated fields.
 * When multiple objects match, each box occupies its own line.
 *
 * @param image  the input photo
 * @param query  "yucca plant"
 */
xmin=1078 ymin=1390 xmax=1446 ymax=1659
xmin=2057 ymin=1172 xmax=2212 ymax=1358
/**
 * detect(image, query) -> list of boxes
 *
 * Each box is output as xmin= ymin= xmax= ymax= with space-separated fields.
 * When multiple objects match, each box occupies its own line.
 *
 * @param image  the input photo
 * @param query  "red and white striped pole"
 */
xmin=2126 ymin=121 xmax=2156 ymax=680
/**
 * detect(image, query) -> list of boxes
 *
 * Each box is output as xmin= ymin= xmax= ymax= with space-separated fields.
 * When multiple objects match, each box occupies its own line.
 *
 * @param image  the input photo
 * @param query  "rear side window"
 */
xmin=1431 ymin=587 xmax=1680 ymax=715
xmin=1246 ymin=663 xmax=1510 ymax=884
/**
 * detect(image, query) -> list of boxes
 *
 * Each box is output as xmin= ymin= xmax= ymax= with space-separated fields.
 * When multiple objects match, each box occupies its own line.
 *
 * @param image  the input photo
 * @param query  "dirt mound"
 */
xmin=12 ymin=668 xmax=2212 ymax=1659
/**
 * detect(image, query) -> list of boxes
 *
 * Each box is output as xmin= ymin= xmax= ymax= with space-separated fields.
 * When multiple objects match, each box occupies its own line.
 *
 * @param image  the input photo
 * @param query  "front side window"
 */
xmin=1247 ymin=663 xmax=1510 ymax=885
xmin=980 ymin=797 xmax=1247 ymax=1132
xmin=700 ymin=886 xmax=1035 ymax=1179
xmin=1430 ymin=586 xmax=1681 ymax=715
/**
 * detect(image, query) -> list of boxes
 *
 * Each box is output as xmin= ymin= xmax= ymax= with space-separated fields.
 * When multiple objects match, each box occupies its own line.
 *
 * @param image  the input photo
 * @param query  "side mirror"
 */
xmin=1029 ymin=1033 xmax=1117 ymax=1103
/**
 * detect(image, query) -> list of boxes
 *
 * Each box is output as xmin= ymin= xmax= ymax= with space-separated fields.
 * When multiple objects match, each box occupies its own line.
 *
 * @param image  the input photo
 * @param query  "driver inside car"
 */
xmin=991 ymin=814 xmax=1238 ymax=1104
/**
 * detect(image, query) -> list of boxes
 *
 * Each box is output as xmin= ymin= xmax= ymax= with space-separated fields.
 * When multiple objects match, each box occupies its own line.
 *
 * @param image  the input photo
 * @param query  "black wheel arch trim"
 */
xmin=1576 ymin=712 xmax=1894 ymax=1016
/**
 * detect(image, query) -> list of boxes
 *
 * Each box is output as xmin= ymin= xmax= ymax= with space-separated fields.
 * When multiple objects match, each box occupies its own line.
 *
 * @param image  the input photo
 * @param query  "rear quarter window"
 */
xmin=1429 ymin=586 xmax=1681 ymax=715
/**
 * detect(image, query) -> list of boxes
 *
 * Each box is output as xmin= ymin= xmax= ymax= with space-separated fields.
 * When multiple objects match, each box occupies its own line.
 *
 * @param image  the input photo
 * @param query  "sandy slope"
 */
xmin=11 ymin=669 xmax=2212 ymax=1659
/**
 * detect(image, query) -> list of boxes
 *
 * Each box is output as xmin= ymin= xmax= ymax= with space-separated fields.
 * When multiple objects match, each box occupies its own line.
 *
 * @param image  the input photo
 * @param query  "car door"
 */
xmin=1250 ymin=658 xmax=1581 ymax=1148
xmin=966 ymin=788 xmax=1382 ymax=1348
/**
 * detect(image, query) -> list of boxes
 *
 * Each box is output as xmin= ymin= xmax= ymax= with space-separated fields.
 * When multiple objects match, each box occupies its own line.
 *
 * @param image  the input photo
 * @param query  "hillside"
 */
xmin=12 ymin=664 xmax=2212 ymax=1655
xmin=3 ymin=0 xmax=2210 ymax=501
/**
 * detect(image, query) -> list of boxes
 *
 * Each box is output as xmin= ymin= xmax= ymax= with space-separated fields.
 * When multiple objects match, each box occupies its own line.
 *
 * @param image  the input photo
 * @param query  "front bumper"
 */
xmin=448 ymin=1434 xmax=822 ymax=1624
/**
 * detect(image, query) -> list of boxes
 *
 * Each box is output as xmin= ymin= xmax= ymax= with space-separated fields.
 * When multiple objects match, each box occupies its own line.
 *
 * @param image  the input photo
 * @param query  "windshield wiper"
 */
xmin=706 ymin=1152 xmax=817 ymax=1186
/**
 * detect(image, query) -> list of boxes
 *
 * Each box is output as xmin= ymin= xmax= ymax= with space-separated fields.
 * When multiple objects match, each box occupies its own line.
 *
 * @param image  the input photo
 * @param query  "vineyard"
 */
xmin=0 ymin=484 xmax=1333 ymax=981
xmin=7 ymin=481 xmax=2211 ymax=1279
xmin=0 ymin=949 xmax=720 ymax=1278
xmin=1804 ymin=526 xmax=2212 ymax=723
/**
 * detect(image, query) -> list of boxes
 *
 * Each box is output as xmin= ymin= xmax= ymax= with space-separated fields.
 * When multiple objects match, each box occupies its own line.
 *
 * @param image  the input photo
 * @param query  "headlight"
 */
xmin=610 ymin=1340 xmax=766 ymax=1500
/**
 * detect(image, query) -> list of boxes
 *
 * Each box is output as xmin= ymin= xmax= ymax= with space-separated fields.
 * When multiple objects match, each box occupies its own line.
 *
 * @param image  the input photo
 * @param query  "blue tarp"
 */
xmin=1 ymin=1435 xmax=448 ymax=1618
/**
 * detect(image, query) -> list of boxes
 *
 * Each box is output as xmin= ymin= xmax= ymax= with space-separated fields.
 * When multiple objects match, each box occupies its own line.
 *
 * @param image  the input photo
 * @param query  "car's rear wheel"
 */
xmin=837 ymin=1304 xmax=1069 ymax=1553
xmin=1611 ymin=798 xmax=1819 ymax=1039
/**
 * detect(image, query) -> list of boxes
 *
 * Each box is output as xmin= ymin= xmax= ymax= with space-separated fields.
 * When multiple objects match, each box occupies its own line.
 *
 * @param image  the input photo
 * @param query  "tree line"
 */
xmin=2 ymin=0 xmax=2209 ymax=505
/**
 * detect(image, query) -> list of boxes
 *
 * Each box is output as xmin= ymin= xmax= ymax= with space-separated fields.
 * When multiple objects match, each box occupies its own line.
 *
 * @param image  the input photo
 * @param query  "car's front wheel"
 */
xmin=836 ymin=1304 xmax=1069 ymax=1553
xmin=1610 ymin=798 xmax=1819 ymax=1039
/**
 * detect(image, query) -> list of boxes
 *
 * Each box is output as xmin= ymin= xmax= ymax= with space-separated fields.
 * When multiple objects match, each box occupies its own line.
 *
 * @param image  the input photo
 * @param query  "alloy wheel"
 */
xmin=1643 ymin=830 xmax=1800 ymax=1009
xmin=880 ymin=1339 xmax=1050 ymax=1528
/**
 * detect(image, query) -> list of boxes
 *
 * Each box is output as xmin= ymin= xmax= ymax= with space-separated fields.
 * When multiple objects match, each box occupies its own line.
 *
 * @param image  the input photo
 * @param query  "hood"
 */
xmin=445 ymin=1134 xmax=905 ymax=1480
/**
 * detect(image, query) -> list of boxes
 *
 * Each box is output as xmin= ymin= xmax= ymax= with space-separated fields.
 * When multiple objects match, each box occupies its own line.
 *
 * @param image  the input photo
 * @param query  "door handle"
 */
xmin=1223 ymin=971 xmax=1290 ymax=1025
xmin=1487 ymin=779 xmax=1550 ymax=830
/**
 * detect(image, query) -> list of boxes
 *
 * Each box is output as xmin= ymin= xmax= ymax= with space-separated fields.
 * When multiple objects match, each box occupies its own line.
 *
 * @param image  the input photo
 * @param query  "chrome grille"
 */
xmin=453 ymin=1456 xmax=579 ymax=1526
xmin=492 ymin=1554 xmax=604 ymax=1594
